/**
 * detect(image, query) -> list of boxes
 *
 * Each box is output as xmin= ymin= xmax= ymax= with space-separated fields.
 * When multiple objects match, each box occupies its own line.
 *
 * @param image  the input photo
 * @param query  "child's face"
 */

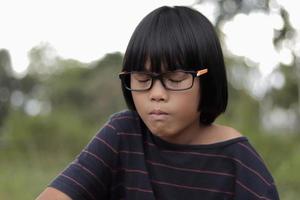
xmin=132 ymin=66 xmax=201 ymax=143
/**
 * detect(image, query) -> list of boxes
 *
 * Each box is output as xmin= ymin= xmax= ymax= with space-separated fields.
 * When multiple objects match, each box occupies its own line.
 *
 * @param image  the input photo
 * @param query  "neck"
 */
xmin=158 ymin=120 xmax=213 ymax=145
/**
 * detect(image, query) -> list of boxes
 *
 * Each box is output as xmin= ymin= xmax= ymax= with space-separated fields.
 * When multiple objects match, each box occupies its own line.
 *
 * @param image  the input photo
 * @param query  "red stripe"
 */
xmin=146 ymin=160 xmax=235 ymax=177
xmin=144 ymin=141 xmax=155 ymax=146
xmin=125 ymin=186 xmax=153 ymax=193
xmin=105 ymin=124 xmax=116 ymax=130
xmin=151 ymin=179 xmax=234 ymax=196
xmin=117 ymin=132 xmax=141 ymax=136
xmin=159 ymin=149 xmax=272 ymax=186
xmin=61 ymin=174 xmax=96 ymax=200
xmin=115 ymin=168 xmax=148 ymax=175
xmin=72 ymin=162 xmax=106 ymax=189
xmin=82 ymin=150 xmax=113 ymax=171
xmin=95 ymin=136 xmax=118 ymax=154
xmin=119 ymin=150 xmax=144 ymax=155
xmin=238 ymin=142 xmax=264 ymax=162
xmin=236 ymin=180 xmax=272 ymax=200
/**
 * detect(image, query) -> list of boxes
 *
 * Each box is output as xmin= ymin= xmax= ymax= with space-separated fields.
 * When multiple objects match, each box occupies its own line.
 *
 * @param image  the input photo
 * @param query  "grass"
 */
xmin=0 ymin=150 xmax=75 ymax=200
xmin=1 ymin=133 xmax=299 ymax=199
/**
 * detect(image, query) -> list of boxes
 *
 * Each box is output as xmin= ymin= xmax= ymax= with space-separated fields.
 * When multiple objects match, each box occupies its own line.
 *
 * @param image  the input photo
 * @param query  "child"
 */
xmin=36 ymin=6 xmax=279 ymax=200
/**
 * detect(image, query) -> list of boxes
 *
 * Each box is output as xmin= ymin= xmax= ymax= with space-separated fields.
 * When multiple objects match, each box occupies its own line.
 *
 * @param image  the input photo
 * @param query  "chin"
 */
xmin=149 ymin=127 xmax=175 ymax=138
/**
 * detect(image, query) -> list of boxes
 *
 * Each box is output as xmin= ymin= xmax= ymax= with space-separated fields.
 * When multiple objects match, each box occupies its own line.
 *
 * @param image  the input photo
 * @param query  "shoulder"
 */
xmin=209 ymin=124 xmax=243 ymax=143
xmin=108 ymin=109 xmax=141 ymax=131
xmin=213 ymin=125 xmax=275 ymax=181
xmin=109 ymin=109 xmax=139 ymax=121
xmin=91 ymin=110 xmax=142 ymax=148
xmin=218 ymin=124 xmax=242 ymax=138
xmin=96 ymin=109 xmax=144 ymax=140
xmin=226 ymin=138 xmax=279 ymax=198
xmin=79 ymin=111 xmax=141 ymax=166
xmin=219 ymin=133 xmax=276 ymax=185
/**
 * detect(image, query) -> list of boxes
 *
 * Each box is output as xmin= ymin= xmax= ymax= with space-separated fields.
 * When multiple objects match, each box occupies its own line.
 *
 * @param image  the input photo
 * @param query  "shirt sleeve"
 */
xmin=49 ymin=118 xmax=120 ymax=200
xmin=232 ymin=141 xmax=280 ymax=200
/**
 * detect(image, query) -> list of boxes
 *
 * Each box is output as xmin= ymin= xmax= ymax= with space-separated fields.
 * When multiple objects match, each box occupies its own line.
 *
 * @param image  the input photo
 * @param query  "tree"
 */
xmin=0 ymin=49 xmax=13 ymax=127
xmin=195 ymin=0 xmax=299 ymax=133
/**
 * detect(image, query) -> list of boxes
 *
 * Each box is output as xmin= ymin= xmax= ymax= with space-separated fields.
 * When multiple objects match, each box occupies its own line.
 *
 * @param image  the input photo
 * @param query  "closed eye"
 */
xmin=138 ymin=79 xmax=151 ymax=83
xmin=132 ymin=72 xmax=151 ymax=82
xmin=168 ymin=79 xmax=183 ymax=83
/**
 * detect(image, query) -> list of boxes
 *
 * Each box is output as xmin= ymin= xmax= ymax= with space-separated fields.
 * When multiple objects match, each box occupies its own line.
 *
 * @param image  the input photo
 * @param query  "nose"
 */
xmin=149 ymin=79 xmax=168 ymax=102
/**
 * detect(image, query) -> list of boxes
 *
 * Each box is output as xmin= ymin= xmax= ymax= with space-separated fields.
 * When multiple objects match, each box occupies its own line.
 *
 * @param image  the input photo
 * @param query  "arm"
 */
xmin=35 ymin=187 xmax=72 ymax=200
xmin=233 ymin=140 xmax=280 ymax=199
xmin=35 ymin=116 xmax=121 ymax=200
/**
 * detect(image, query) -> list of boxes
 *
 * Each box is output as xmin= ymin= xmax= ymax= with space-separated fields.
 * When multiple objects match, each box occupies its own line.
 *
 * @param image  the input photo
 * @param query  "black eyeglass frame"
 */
xmin=119 ymin=69 xmax=208 ymax=91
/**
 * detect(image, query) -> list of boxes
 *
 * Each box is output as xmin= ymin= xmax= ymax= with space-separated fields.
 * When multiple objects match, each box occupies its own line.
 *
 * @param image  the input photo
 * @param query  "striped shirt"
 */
xmin=50 ymin=110 xmax=279 ymax=200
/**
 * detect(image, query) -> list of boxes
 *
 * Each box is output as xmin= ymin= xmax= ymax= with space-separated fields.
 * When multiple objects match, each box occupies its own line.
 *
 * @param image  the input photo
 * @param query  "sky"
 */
xmin=1 ymin=0 xmax=299 ymax=127
xmin=0 ymin=0 xmax=299 ymax=80
xmin=1 ymin=0 xmax=196 ymax=75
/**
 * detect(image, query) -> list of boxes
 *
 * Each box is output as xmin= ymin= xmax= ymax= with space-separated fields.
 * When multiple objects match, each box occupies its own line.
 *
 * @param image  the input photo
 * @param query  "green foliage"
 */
xmin=0 ymin=149 xmax=74 ymax=200
xmin=249 ymin=133 xmax=300 ymax=200
xmin=0 ymin=49 xmax=14 ymax=126
xmin=0 ymin=48 xmax=299 ymax=199
xmin=2 ymin=109 xmax=96 ymax=154
xmin=0 ymin=52 xmax=127 ymax=199
xmin=44 ymin=52 xmax=126 ymax=124
xmin=1 ymin=1 xmax=299 ymax=198
xmin=268 ymin=65 xmax=299 ymax=109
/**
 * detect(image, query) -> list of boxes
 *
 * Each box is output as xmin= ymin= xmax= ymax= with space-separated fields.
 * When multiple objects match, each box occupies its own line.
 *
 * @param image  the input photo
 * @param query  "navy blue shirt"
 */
xmin=50 ymin=110 xmax=279 ymax=200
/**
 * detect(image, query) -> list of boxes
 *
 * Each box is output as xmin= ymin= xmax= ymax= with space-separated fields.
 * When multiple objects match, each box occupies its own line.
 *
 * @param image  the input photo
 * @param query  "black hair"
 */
xmin=120 ymin=6 xmax=227 ymax=125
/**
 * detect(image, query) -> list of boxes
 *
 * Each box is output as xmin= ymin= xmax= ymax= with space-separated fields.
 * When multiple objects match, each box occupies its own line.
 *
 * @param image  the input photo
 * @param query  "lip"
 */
xmin=149 ymin=109 xmax=169 ymax=121
xmin=149 ymin=109 xmax=168 ymax=115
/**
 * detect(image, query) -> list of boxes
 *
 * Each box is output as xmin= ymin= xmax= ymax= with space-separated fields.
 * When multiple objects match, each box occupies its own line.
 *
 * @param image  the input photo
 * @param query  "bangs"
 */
xmin=122 ymin=6 xmax=205 ymax=73
xmin=121 ymin=6 xmax=228 ymax=125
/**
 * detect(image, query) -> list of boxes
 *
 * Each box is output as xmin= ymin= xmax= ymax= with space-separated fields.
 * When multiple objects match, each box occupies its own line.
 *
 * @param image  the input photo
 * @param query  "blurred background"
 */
xmin=0 ymin=0 xmax=299 ymax=199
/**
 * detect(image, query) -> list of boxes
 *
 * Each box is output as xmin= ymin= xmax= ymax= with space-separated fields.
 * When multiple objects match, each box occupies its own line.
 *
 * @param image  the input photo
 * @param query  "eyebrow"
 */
xmin=135 ymin=69 xmax=186 ymax=73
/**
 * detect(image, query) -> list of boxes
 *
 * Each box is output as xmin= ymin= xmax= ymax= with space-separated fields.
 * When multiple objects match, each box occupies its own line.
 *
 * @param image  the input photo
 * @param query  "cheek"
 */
xmin=178 ymin=82 xmax=201 ymax=110
xmin=178 ymin=90 xmax=201 ymax=123
xmin=132 ymin=93 xmax=146 ymax=112
xmin=175 ymin=92 xmax=200 ymax=117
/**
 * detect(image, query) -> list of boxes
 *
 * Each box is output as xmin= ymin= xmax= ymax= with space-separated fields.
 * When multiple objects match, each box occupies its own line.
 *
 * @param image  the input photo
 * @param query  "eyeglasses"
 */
xmin=119 ymin=69 xmax=208 ymax=91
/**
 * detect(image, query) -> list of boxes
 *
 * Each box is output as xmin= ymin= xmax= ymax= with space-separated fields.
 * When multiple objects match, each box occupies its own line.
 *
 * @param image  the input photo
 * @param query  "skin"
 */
xmin=35 ymin=187 xmax=72 ymax=200
xmin=132 ymin=70 xmax=242 ymax=145
xmin=36 ymin=69 xmax=242 ymax=200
